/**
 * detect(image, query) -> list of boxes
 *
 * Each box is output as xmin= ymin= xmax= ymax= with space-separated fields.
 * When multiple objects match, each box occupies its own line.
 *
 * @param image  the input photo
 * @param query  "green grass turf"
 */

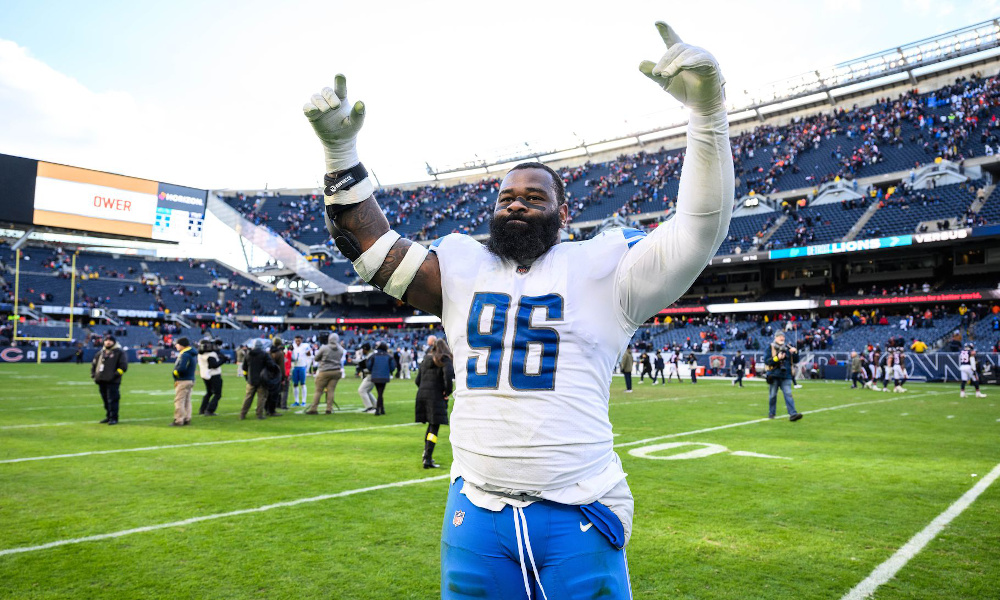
xmin=0 ymin=363 xmax=997 ymax=599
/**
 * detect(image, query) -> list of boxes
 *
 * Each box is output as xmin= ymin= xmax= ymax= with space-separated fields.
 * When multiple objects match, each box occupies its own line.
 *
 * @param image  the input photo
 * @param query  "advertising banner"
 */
xmin=769 ymin=235 xmax=912 ymax=260
xmin=25 ymin=160 xmax=206 ymax=242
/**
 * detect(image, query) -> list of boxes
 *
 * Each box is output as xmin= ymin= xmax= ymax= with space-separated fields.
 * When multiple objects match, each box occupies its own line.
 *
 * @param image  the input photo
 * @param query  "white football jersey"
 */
xmin=434 ymin=228 xmax=660 ymax=501
xmin=290 ymin=343 xmax=312 ymax=368
xmin=424 ymin=108 xmax=733 ymax=545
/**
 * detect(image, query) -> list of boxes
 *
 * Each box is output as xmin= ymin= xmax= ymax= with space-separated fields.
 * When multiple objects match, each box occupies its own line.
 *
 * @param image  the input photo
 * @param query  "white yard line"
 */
xmin=0 ymin=413 xmax=244 ymax=430
xmin=0 ymin=422 xmax=419 ymax=465
xmin=612 ymin=393 xmax=711 ymax=407
xmin=4 ymin=401 xmax=168 ymax=412
xmin=0 ymin=406 xmax=378 ymax=429
xmin=0 ymin=474 xmax=450 ymax=558
xmin=840 ymin=461 xmax=1000 ymax=600
xmin=614 ymin=395 xmax=917 ymax=448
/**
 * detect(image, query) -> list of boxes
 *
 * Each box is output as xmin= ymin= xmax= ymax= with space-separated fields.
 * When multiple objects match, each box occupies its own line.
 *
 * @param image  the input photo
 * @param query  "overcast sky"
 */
xmin=2 ymin=0 xmax=999 ymax=192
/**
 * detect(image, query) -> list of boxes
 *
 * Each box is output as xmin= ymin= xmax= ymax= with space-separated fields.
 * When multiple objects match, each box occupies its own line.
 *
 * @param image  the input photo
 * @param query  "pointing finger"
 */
xmin=334 ymin=74 xmax=348 ymax=100
xmin=655 ymin=21 xmax=682 ymax=49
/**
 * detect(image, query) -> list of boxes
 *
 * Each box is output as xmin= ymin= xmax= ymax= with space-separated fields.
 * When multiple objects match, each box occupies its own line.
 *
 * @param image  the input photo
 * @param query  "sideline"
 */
xmin=840 ymin=461 xmax=1000 ymax=600
xmin=0 ymin=475 xmax=450 ymax=557
xmin=0 ymin=422 xmax=420 ymax=465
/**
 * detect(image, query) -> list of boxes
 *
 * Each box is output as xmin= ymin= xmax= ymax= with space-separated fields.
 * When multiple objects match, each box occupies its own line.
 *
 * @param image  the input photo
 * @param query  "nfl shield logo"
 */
xmin=452 ymin=510 xmax=465 ymax=527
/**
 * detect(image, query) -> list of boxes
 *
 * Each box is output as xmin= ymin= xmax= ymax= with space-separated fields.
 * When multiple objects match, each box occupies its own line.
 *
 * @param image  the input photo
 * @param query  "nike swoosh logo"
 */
xmin=580 ymin=522 xmax=593 ymax=532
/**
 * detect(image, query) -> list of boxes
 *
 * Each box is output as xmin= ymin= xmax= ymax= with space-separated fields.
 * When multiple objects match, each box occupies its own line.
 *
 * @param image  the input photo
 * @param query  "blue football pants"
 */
xmin=441 ymin=478 xmax=633 ymax=599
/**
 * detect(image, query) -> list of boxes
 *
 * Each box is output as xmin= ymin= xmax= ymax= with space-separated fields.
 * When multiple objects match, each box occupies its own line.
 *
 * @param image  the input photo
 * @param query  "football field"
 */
xmin=0 ymin=363 xmax=997 ymax=599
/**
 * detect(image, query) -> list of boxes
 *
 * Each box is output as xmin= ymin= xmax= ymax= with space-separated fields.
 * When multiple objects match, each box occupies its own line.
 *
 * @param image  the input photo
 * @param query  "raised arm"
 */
xmin=615 ymin=23 xmax=735 ymax=329
xmin=303 ymin=76 xmax=442 ymax=316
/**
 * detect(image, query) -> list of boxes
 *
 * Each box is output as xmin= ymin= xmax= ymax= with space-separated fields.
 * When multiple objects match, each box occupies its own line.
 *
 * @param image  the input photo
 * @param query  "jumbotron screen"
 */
xmin=0 ymin=153 xmax=206 ymax=242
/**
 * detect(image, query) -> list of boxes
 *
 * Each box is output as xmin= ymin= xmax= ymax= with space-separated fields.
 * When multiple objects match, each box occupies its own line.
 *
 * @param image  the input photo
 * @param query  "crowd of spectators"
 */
xmin=2 ymin=243 xmax=305 ymax=318
xmin=211 ymin=74 xmax=1000 ymax=260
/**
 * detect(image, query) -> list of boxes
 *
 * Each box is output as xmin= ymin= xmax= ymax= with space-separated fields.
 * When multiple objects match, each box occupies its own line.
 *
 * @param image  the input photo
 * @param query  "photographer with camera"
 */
xmin=766 ymin=332 xmax=803 ymax=422
xmin=197 ymin=339 xmax=229 ymax=417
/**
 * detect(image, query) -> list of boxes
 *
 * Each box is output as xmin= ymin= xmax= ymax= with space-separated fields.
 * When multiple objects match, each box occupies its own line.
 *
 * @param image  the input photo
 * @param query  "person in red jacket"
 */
xmin=281 ymin=343 xmax=293 ymax=409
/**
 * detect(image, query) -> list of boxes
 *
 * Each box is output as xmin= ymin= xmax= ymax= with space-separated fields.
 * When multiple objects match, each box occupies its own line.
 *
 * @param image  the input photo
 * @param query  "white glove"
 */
xmin=303 ymin=74 xmax=366 ymax=173
xmin=639 ymin=22 xmax=726 ymax=116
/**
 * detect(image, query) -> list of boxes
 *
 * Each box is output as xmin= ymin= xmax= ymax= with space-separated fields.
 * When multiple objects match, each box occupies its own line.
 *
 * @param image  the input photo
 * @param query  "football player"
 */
xmin=303 ymin=21 xmax=733 ymax=599
xmin=880 ymin=347 xmax=893 ymax=393
xmin=865 ymin=344 xmax=880 ymax=390
xmin=666 ymin=346 xmax=681 ymax=382
xmin=959 ymin=344 xmax=987 ymax=398
xmin=891 ymin=347 xmax=907 ymax=392
xmin=289 ymin=335 xmax=313 ymax=406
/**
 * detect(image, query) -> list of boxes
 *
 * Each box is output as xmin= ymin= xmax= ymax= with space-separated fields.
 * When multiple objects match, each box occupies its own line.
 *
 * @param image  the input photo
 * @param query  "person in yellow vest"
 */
xmin=909 ymin=338 xmax=927 ymax=354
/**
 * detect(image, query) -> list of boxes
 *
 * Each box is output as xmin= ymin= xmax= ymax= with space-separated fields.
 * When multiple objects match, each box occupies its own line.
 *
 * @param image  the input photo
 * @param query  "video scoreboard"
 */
xmin=0 ymin=153 xmax=206 ymax=242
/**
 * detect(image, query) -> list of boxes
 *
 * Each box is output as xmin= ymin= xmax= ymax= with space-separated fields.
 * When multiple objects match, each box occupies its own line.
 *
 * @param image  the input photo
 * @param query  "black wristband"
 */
xmin=324 ymin=163 xmax=368 ymax=196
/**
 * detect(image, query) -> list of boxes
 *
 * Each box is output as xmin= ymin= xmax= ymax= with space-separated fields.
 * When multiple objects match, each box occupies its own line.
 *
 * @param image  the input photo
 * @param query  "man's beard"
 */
xmin=486 ymin=210 xmax=562 ymax=264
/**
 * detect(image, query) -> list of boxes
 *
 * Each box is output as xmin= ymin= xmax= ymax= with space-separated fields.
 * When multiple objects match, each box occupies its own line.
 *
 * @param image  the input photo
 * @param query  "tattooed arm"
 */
xmin=332 ymin=195 xmax=443 ymax=317
xmin=303 ymin=75 xmax=442 ymax=317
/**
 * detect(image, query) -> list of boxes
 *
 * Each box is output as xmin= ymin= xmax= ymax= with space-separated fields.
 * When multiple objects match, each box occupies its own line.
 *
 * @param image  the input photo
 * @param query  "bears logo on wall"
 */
xmin=0 ymin=347 xmax=25 ymax=362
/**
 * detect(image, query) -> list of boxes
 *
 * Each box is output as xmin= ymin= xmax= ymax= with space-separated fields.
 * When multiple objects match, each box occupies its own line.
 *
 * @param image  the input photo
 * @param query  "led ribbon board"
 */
xmin=30 ymin=161 xmax=206 ymax=241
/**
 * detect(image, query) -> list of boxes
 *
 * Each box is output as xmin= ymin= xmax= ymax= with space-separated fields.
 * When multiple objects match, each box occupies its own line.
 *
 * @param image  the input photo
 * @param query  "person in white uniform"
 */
xmin=289 ymin=335 xmax=314 ymax=406
xmin=302 ymin=21 xmax=733 ymax=599
xmin=891 ymin=347 xmax=908 ymax=393
xmin=959 ymin=345 xmax=987 ymax=398
xmin=666 ymin=348 xmax=681 ymax=382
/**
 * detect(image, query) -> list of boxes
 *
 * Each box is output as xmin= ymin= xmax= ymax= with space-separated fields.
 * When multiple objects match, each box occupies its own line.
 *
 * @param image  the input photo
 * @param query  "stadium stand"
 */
xmin=979 ymin=184 xmax=1000 ymax=224
xmin=1 ymin=244 xmax=307 ymax=317
xmin=827 ymin=315 xmax=962 ymax=352
xmin=210 ymin=74 xmax=1000 ymax=261
xmin=5 ymin=70 xmax=1000 ymax=365
xmin=860 ymin=182 xmax=982 ymax=239
xmin=716 ymin=212 xmax=778 ymax=255
xmin=765 ymin=200 xmax=872 ymax=249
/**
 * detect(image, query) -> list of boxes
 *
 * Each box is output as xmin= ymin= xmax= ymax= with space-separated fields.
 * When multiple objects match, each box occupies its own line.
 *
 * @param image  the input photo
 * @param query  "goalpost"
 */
xmin=11 ymin=249 xmax=78 ymax=364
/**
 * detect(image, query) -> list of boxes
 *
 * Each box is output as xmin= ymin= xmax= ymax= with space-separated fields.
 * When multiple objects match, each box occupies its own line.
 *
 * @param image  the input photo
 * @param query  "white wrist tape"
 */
xmin=383 ymin=242 xmax=429 ymax=300
xmin=352 ymin=230 xmax=401 ymax=281
xmin=326 ymin=177 xmax=375 ymax=207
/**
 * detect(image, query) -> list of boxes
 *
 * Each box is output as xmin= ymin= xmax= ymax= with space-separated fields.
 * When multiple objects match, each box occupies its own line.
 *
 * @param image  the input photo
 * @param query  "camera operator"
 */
xmin=197 ymin=339 xmax=229 ymax=416
xmin=766 ymin=332 xmax=803 ymax=422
